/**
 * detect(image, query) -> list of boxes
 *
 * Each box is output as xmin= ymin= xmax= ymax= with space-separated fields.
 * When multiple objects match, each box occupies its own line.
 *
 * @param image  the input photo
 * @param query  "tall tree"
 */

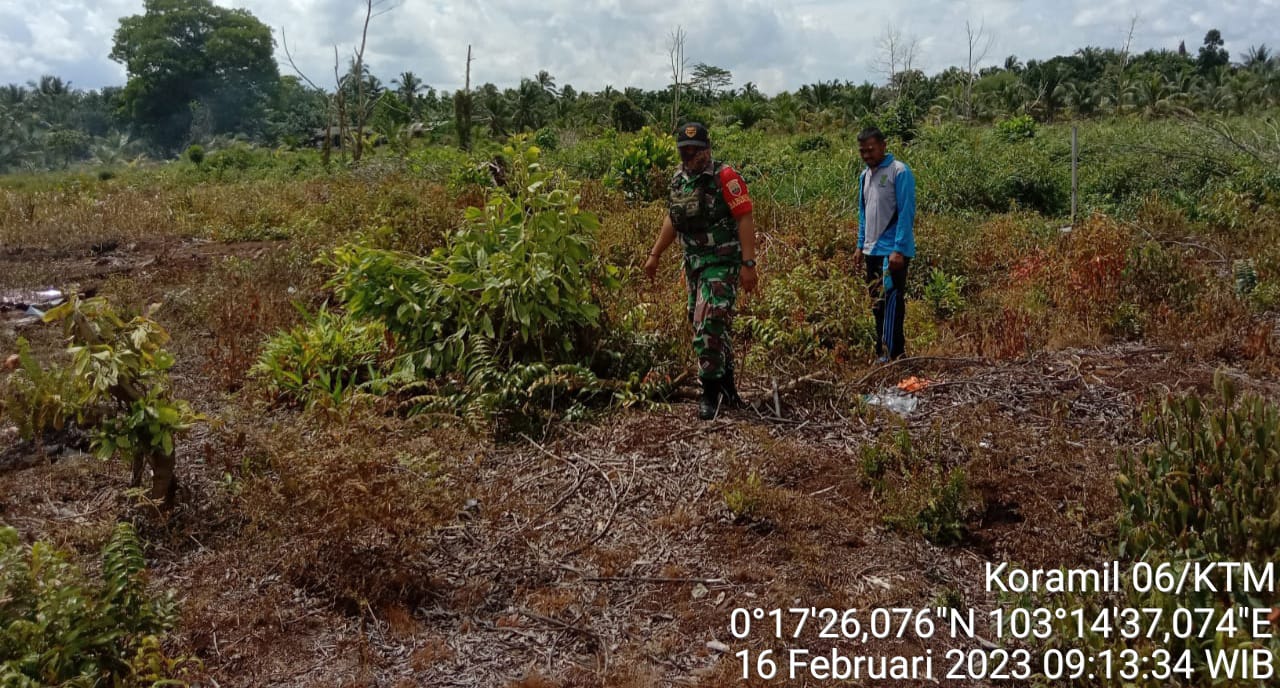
xmin=1198 ymin=29 xmax=1230 ymax=73
xmin=535 ymin=70 xmax=558 ymax=98
xmin=393 ymin=71 xmax=424 ymax=117
xmin=111 ymin=0 xmax=278 ymax=153
xmin=690 ymin=63 xmax=733 ymax=99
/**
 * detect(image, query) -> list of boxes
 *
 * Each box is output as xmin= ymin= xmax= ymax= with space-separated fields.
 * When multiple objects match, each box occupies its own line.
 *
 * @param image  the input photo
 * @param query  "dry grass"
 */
xmin=1 ymin=162 xmax=1278 ymax=686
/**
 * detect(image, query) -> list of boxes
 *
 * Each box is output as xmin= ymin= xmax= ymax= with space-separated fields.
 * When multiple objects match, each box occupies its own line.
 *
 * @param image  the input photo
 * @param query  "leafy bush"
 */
xmin=325 ymin=141 xmax=628 ymax=420
xmin=739 ymin=264 xmax=874 ymax=366
xmin=914 ymin=467 xmax=973 ymax=546
xmin=883 ymin=462 xmax=978 ymax=546
xmin=994 ymin=114 xmax=1037 ymax=142
xmin=0 ymin=524 xmax=197 ymax=686
xmin=533 ymin=127 xmax=559 ymax=151
xmin=1118 ymin=373 xmax=1280 ymax=563
xmin=184 ymin=144 xmax=205 ymax=165
xmin=923 ymin=269 xmax=967 ymax=319
xmin=721 ymin=471 xmax=764 ymax=521
xmin=794 ymin=134 xmax=831 ymax=153
xmin=603 ymin=127 xmax=676 ymax=201
xmin=1026 ymin=375 xmax=1280 ymax=687
xmin=43 ymin=295 xmax=203 ymax=504
xmin=0 ymin=338 xmax=89 ymax=442
xmin=251 ymin=306 xmax=389 ymax=410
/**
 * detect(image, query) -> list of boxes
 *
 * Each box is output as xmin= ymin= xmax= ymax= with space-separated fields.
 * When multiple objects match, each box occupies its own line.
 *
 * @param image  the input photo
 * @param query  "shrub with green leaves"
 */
xmin=43 ymin=295 xmax=202 ymax=504
xmin=1025 ymin=374 xmax=1280 ymax=687
xmin=923 ymin=269 xmax=968 ymax=319
xmin=1118 ymin=372 xmax=1280 ymax=564
xmin=0 ymin=338 xmax=90 ymax=442
xmin=324 ymin=141 xmax=629 ymax=420
xmin=603 ymin=127 xmax=676 ymax=201
xmin=994 ymin=114 xmax=1037 ymax=142
xmin=251 ymin=305 xmax=389 ymax=410
xmin=0 ymin=524 xmax=197 ymax=686
xmin=739 ymin=264 xmax=874 ymax=366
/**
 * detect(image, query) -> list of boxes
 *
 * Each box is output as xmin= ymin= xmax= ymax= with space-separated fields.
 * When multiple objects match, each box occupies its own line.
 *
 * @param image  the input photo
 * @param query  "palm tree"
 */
xmin=535 ymin=70 xmax=558 ymax=99
xmin=769 ymin=91 xmax=803 ymax=129
xmin=726 ymin=98 xmax=769 ymax=129
xmin=476 ymin=83 xmax=512 ymax=136
xmin=392 ymin=71 xmax=424 ymax=117
xmin=836 ymin=82 xmax=875 ymax=123
xmin=1073 ymin=47 xmax=1111 ymax=81
xmin=512 ymin=78 xmax=547 ymax=131
xmin=798 ymin=80 xmax=838 ymax=112
xmin=1241 ymin=44 xmax=1273 ymax=70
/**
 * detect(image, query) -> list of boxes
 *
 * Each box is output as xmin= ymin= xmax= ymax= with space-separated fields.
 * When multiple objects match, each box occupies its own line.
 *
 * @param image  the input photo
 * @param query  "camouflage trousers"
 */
xmin=684 ymin=261 xmax=740 ymax=381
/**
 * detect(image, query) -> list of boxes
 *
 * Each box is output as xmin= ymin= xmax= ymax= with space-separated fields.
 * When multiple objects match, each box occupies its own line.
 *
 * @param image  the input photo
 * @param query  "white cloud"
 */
xmin=1 ymin=0 xmax=1276 ymax=93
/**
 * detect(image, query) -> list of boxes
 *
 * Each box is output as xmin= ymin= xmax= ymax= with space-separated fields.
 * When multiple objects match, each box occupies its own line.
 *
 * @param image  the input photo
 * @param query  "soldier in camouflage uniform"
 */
xmin=644 ymin=122 xmax=758 ymax=420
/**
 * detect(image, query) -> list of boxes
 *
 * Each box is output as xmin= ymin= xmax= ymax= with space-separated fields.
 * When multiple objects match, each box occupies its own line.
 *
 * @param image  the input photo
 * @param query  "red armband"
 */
xmin=719 ymin=166 xmax=753 ymax=218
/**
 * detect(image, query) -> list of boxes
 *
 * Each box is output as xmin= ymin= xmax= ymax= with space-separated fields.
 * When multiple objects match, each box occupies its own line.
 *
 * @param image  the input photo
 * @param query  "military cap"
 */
xmin=676 ymin=122 xmax=710 ymax=148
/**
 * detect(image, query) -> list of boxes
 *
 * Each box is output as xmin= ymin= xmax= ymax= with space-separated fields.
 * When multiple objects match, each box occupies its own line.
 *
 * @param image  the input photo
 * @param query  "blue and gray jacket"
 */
xmin=857 ymin=153 xmax=916 ymax=258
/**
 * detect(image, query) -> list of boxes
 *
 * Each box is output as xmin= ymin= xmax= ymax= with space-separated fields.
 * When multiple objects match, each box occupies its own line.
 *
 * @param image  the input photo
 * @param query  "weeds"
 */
xmin=0 ymin=524 xmax=198 ymax=686
xmin=251 ymin=305 xmax=389 ymax=410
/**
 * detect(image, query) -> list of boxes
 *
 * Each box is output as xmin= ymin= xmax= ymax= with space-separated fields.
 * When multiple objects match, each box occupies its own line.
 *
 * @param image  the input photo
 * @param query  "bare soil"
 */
xmin=1 ymin=237 xmax=1275 ymax=687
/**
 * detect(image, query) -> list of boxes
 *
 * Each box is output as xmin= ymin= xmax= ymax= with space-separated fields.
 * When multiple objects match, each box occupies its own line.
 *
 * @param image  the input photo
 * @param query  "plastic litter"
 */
xmin=864 ymin=390 xmax=919 ymax=415
xmin=1 ymin=288 xmax=64 ymax=313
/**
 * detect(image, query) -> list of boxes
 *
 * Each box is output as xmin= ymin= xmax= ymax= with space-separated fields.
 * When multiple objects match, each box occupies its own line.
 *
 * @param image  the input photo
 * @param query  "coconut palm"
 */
xmin=512 ymin=78 xmax=547 ymax=131
xmin=534 ymin=70 xmax=558 ymax=99
xmin=392 ymin=71 xmax=424 ymax=117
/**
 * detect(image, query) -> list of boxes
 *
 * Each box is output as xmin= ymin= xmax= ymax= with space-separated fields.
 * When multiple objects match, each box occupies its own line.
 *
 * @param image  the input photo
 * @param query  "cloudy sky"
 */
xmin=1 ymin=0 xmax=1276 ymax=94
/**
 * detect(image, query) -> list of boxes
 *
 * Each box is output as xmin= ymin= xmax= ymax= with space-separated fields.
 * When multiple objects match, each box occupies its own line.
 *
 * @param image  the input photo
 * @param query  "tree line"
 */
xmin=2 ymin=0 xmax=1278 ymax=173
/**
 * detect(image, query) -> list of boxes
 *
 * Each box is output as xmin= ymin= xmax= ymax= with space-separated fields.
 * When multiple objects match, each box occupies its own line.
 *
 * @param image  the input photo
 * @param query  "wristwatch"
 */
xmin=742 ymin=259 xmax=757 ymax=268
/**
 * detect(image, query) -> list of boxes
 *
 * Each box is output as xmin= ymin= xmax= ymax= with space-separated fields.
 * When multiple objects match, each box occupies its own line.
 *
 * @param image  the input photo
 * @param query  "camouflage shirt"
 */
xmin=668 ymin=161 xmax=753 ymax=270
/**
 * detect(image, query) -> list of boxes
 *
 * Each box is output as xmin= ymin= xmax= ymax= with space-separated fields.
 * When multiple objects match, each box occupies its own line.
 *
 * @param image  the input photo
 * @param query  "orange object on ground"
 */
xmin=896 ymin=376 xmax=934 ymax=393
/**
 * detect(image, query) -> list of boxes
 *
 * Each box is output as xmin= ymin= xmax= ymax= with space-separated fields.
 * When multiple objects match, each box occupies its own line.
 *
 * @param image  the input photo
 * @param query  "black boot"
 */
xmin=698 ymin=378 xmax=721 ymax=421
xmin=720 ymin=366 xmax=744 ymax=409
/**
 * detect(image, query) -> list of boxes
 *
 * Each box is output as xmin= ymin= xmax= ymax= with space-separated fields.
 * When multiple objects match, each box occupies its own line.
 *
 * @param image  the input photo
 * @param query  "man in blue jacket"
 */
xmin=855 ymin=126 xmax=916 ymax=361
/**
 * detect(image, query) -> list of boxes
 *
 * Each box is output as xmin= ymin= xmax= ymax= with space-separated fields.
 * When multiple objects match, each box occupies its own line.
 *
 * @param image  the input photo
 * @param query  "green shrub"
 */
xmin=603 ymin=127 xmax=676 ymax=201
xmin=1027 ymin=374 xmax=1280 ymax=687
xmin=915 ymin=467 xmax=973 ymax=546
xmin=325 ymin=140 xmax=632 ymax=421
xmin=923 ymin=269 xmax=967 ymax=319
xmin=1233 ymin=258 xmax=1258 ymax=295
xmin=794 ymin=134 xmax=831 ymax=153
xmin=994 ymin=114 xmax=1037 ymax=142
xmin=883 ymin=464 xmax=977 ymax=546
xmin=1118 ymin=372 xmax=1280 ymax=563
xmin=533 ymin=127 xmax=559 ymax=151
xmin=184 ymin=144 xmax=205 ymax=166
xmin=1123 ymin=241 xmax=1199 ymax=310
xmin=43 ymin=295 xmax=203 ymax=504
xmin=740 ymin=264 xmax=875 ymax=366
xmin=0 ymin=338 xmax=89 ymax=442
xmin=251 ymin=306 xmax=389 ymax=410
xmin=0 ymin=524 xmax=197 ymax=686
xmin=721 ymin=471 xmax=764 ymax=521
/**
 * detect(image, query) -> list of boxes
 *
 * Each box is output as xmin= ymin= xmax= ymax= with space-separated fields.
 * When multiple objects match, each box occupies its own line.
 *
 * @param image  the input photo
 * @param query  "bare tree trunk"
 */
xmin=335 ymin=47 xmax=349 ymax=163
xmin=668 ymin=26 xmax=686 ymax=130
xmin=280 ymin=27 xmax=332 ymax=166
xmin=352 ymin=0 xmax=375 ymax=162
xmin=456 ymin=45 xmax=473 ymax=151
xmin=149 ymin=450 xmax=178 ymax=504
xmin=964 ymin=19 xmax=994 ymax=120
